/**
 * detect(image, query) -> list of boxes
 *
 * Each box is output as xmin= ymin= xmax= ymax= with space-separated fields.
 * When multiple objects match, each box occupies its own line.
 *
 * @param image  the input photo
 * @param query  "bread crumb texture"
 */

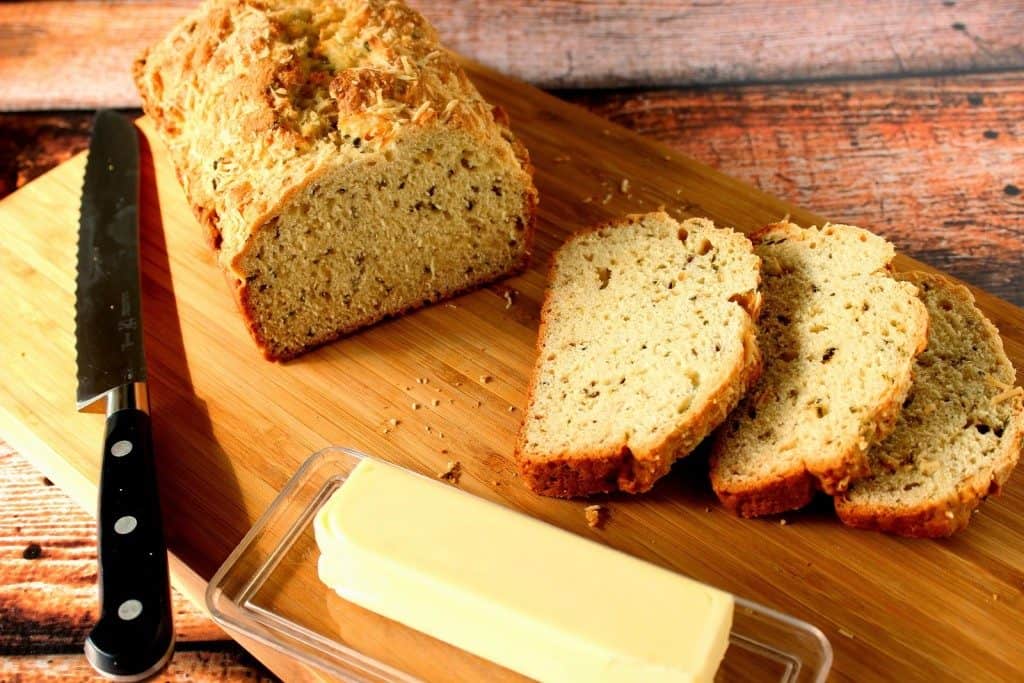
xmin=134 ymin=0 xmax=537 ymax=359
xmin=835 ymin=272 xmax=1024 ymax=537
xmin=710 ymin=221 xmax=929 ymax=517
xmin=518 ymin=212 xmax=762 ymax=497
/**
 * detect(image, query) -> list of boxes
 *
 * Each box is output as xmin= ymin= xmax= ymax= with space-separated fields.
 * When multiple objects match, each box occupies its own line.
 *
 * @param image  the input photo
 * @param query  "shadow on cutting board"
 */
xmin=136 ymin=131 xmax=248 ymax=581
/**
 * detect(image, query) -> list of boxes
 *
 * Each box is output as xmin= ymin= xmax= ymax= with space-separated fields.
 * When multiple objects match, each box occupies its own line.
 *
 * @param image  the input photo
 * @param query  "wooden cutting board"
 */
xmin=1 ymin=61 xmax=1022 ymax=682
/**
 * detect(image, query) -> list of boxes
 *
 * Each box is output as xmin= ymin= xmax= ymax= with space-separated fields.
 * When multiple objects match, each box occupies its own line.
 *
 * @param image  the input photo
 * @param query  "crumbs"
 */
xmin=494 ymin=286 xmax=518 ymax=309
xmin=438 ymin=460 xmax=462 ymax=485
xmin=585 ymin=504 xmax=609 ymax=529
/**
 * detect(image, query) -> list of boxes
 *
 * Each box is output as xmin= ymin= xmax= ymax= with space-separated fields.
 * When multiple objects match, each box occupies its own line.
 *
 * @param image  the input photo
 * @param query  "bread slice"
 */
xmin=517 ymin=212 xmax=762 ymax=497
xmin=134 ymin=0 xmax=537 ymax=360
xmin=709 ymin=221 xmax=929 ymax=517
xmin=835 ymin=272 xmax=1024 ymax=537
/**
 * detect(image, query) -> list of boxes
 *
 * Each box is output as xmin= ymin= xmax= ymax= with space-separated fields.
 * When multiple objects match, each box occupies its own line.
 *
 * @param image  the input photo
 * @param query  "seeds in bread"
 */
xmin=835 ymin=272 xmax=1024 ymax=537
xmin=134 ymin=0 xmax=537 ymax=360
xmin=709 ymin=221 xmax=929 ymax=517
xmin=517 ymin=212 xmax=762 ymax=497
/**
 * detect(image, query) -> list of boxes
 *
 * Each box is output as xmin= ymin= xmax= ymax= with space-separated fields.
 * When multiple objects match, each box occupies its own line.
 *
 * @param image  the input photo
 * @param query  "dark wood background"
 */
xmin=2 ymin=1 xmax=1022 ymax=680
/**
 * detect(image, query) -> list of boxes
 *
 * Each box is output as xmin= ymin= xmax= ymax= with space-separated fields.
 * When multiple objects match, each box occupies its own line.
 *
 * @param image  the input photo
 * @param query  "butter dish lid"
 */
xmin=206 ymin=447 xmax=832 ymax=682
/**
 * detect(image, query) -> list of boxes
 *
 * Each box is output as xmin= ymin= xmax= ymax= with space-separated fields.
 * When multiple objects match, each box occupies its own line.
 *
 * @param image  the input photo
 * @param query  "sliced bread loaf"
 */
xmin=135 ymin=0 xmax=537 ymax=360
xmin=517 ymin=212 xmax=762 ymax=497
xmin=709 ymin=221 xmax=929 ymax=517
xmin=835 ymin=272 xmax=1024 ymax=537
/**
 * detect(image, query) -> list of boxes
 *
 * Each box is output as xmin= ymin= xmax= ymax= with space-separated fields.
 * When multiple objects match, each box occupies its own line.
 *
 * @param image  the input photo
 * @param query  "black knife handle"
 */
xmin=85 ymin=407 xmax=174 ymax=680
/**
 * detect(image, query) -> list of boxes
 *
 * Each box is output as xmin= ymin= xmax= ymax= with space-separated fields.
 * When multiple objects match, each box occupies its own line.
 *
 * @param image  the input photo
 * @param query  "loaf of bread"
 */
xmin=518 ymin=213 xmax=762 ymax=497
xmin=835 ymin=272 xmax=1024 ymax=537
xmin=709 ymin=221 xmax=929 ymax=517
xmin=134 ymin=0 xmax=537 ymax=360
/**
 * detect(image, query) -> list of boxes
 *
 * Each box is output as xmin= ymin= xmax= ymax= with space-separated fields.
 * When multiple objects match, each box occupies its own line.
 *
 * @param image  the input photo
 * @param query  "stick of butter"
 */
xmin=314 ymin=459 xmax=733 ymax=682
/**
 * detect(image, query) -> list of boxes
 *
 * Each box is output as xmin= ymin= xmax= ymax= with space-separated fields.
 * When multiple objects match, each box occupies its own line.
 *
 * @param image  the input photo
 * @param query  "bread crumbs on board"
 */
xmin=479 ymin=374 xmax=492 ymax=384
xmin=438 ymin=460 xmax=462 ymax=484
xmin=585 ymin=504 xmax=609 ymax=529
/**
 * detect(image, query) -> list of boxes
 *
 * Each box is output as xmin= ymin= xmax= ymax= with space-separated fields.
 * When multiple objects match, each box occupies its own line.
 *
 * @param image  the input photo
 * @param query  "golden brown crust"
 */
xmin=136 ymin=0 xmax=522 ymax=272
xmin=709 ymin=221 xmax=928 ymax=516
xmin=834 ymin=272 xmax=1024 ymax=537
xmin=516 ymin=213 xmax=762 ymax=498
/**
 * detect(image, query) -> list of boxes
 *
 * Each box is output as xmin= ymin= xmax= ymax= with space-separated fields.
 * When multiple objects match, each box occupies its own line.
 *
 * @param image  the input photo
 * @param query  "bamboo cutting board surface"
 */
xmin=1 ymin=62 xmax=1023 ymax=682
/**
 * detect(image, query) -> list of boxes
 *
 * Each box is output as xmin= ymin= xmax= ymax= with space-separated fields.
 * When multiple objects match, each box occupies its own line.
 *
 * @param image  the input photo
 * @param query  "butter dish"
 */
xmin=207 ymin=447 xmax=832 ymax=682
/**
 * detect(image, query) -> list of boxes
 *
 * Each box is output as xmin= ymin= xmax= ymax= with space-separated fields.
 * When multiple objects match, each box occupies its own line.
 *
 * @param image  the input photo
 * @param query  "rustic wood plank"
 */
xmin=2 ymin=0 xmax=1023 ymax=110
xmin=0 ymin=60 xmax=1022 ymax=681
xmin=0 ymin=441 xmax=221 ymax=649
xmin=0 ymin=442 xmax=273 ymax=678
xmin=0 ymin=650 xmax=277 ymax=681
xmin=0 ymin=112 xmax=94 ymax=197
xmin=563 ymin=72 xmax=1024 ymax=305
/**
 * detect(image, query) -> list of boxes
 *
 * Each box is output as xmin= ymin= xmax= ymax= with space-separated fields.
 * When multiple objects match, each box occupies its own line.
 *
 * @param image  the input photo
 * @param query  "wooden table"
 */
xmin=2 ymin=2 xmax=1022 ymax=680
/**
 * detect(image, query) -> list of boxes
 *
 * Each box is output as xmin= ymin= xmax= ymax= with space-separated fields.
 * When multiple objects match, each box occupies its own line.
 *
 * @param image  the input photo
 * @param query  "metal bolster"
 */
xmin=107 ymin=382 xmax=150 ymax=416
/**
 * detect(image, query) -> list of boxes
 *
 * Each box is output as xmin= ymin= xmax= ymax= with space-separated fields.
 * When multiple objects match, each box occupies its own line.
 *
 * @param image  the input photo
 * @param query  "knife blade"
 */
xmin=75 ymin=110 xmax=174 ymax=681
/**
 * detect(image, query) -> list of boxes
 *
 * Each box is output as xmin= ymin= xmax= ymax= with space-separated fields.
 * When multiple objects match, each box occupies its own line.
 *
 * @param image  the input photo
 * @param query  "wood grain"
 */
xmin=0 ymin=442 xmax=272 ymax=677
xmin=0 ymin=651 xmax=276 ymax=681
xmin=2 ymin=0 xmax=1023 ymax=109
xmin=0 ymin=61 xmax=1022 ymax=681
xmin=563 ymin=72 xmax=1024 ymax=305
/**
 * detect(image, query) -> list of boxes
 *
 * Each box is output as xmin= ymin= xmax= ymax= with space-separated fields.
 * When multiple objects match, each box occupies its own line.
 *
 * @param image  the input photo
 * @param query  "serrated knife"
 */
xmin=76 ymin=110 xmax=174 ymax=680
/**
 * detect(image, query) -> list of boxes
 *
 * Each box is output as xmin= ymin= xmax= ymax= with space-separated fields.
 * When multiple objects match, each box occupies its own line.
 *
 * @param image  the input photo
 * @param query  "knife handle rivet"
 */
xmin=114 ymin=516 xmax=138 ymax=535
xmin=110 ymin=440 xmax=133 ymax=458
xmin=117 ymin=599 xmax=143 ymax=621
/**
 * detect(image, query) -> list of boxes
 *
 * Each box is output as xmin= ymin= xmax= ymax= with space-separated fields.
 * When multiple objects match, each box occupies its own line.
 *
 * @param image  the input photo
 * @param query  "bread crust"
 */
xmin=709 ymin=221 xmax=929 ymax=516
xmin=834 ymin=273 xmax=1024 ymax=537
xmin=517 ymin=213 xmax=762 ymax=497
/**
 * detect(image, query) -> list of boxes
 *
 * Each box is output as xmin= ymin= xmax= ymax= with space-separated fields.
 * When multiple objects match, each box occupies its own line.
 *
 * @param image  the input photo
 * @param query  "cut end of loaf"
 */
xmin=835 ymin=272 xmax=1024 ymax=537
xmin=235 ymin=128 xmax=536 ymax=360
xmin=710 ymin=221 xmax=929 ymax=516
xmin=518 ymin=212 xmax=762 ymax=498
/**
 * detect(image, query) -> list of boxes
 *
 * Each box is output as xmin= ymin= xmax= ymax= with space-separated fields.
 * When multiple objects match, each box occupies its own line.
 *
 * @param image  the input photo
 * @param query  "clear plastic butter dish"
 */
xmin=207 ymin=447 xmax=832 ymax=682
